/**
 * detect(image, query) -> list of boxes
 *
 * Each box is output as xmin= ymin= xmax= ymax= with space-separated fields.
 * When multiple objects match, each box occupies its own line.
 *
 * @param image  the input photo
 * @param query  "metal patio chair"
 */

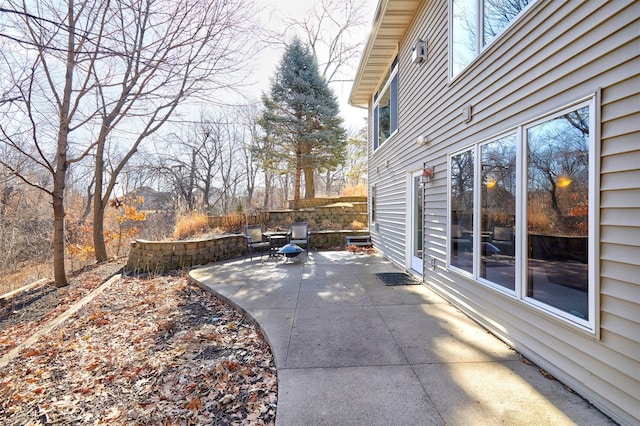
xmin=288 ymin=222 xmax=310 ymax=250
xmin=244 ymin=224 xmax=270 ymax=260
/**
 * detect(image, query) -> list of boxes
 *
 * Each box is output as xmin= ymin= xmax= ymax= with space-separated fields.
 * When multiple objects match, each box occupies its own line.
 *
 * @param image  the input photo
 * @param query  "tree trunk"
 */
xmin=294 ymin=150 xmax=302 ymax=210
xmin=52 ymin=172 xmax=69 ymax=288
xmin=79 ymin=177 xmax=95 ymax=225
xmin=263 ymin=173 xmax=271 ymax=209
xmin=51 ymin=0 xmax=75 ymax=288
xmin=188 ymin=149 xmax=197 ymax=210
xmin=303 ymin=167 xmax=315 ymax=198
xmin=93 ymin=139 xmax=108 ymax=262
xmin=325 ymin=169 xmax=331 ymax=196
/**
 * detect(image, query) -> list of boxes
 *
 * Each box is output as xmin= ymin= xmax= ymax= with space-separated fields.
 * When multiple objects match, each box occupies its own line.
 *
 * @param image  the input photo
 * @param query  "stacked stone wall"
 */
xmin=207 ymin=202 xmax=368 ymax=231
xmin=288 ymin=196 xmax=367 ymax=209
xmin=126 ymin=230 xmax=371 ymax=273
xmin=128 ymin=196 xmax=370 ymax=272
xmin=126 ymin=235 xmax=245 ymax=273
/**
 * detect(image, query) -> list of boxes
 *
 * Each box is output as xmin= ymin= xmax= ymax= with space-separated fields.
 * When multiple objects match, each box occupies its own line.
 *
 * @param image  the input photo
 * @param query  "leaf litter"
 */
xmin=0 ymin=273 xmax=277 ymax=424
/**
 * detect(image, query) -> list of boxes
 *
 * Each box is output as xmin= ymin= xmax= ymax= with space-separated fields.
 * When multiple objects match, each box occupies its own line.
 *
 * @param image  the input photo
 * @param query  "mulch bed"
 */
xmin=0 ymin=270 xmax=277 ymax=424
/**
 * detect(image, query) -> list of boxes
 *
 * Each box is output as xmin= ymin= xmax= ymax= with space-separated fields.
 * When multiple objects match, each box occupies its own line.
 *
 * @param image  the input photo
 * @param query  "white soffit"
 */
xmin=349 ymin=0 xmax=422 ymax=107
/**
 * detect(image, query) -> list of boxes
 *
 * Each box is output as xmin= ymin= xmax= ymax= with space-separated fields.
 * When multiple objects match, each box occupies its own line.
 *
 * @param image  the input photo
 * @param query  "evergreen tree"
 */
xmin=259 ymin=38 xmax=346 ymax=207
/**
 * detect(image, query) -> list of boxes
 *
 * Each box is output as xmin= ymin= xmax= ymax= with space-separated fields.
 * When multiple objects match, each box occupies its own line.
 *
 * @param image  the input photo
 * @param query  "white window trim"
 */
xmin=520 ymin=96 xmax=598 ymax=333
xmin=476 ymin=131 xmax=520 ymax=297
xmin=372 ymin=57 xmax=399 ymax=151
xmin=446 ymin=95 xmax=599 ymax=334
xmin=447 ymin=145 xmax=476 ymax=279
xmin=448 ymin=0 xmax=538 ymax=81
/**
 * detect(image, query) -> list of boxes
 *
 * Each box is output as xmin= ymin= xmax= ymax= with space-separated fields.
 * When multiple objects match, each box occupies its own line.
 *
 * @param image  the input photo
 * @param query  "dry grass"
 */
xmin=0 ymin=263 xmax=51 ymax=296
xmin=341 ymin=183 xmax=367 ymax=197
xmin=219 ymin=213 xmax=245 ymax=234
xmin=350 ymin=220 xmax=367 ymax=230
xmin=172 ymin=212 xmax=210 ymax=240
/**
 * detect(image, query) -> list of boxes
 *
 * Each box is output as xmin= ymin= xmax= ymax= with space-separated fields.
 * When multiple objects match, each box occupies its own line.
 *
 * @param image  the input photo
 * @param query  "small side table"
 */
xmin=268 ymin=235 xmax=288 ymax=261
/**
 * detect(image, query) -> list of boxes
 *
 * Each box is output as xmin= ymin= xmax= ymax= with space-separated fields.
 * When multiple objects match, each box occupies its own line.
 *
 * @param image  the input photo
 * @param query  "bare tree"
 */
xmin=269 ymin=0 xmax=370 ymax=85
xmin=1 ymin=0 xmax=259 ymax=281
xmin=238 ymin=105 xmax=261 ymax=210
xmin=0 ymin=1 xmax=107 ymax=286
xmin=89 ymin=0 xmax=258 ymax=261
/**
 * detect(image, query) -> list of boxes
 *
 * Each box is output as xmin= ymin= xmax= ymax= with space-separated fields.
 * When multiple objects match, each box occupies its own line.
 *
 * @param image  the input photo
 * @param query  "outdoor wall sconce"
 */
xmin=415 ymin=134 xmax=428 ymax=145
xmin=412 ymin=38 xmax=426 ymax=64
xmin=421 ymin=164 xmax=434 ymax=184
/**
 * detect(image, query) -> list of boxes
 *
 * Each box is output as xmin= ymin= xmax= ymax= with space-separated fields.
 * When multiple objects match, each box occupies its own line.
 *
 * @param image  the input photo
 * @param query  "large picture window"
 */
xmin=526 ymin=106 xmax=590 ymax=320
xmin=450 ymin=0 xmax=534 ymax=78
xmin=448 ymin=99 xmax=595 ymax=330
xmin=373 ymin=57 xmax=398 ymax=150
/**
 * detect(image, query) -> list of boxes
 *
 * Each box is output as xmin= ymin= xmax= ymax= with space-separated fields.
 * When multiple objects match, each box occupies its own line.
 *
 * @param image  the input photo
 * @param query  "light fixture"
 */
xmin=411 ymin=38 xmax=426 ymax=64
xmin=421 ymin=164 xmax=434 ymax=184
xmin=415 ymin=134 xmax=428 ymax=145
xmin=461 ymin=104 xmax=472 ymax=123
xmin=485 ymin=176 xmax=497 ymax=188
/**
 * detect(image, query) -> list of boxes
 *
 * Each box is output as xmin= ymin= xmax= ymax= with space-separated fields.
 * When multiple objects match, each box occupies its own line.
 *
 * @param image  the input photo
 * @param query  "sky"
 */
xmin=247 ymin=0 xmax=379 ymax=133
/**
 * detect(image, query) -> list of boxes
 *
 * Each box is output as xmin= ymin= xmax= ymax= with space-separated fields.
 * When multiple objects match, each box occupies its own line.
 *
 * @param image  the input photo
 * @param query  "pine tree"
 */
xmin=259 ymin=38 xmax=346 ymax=208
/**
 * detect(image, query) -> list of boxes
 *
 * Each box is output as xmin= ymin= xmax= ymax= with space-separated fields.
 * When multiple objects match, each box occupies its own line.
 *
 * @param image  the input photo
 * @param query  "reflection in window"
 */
xmin=450 ymin=149 xmax=474 ymax=273
xmin=480 ymin=134 xmax=516 ymax=290
xmin=451 ymin=0 xmax=532 ymax=78
xmin=371 ymin=184 xmax=376 ymax=224
xmin=451 ymin=0 xmax=477 ymax=77
xmin=527 ymin=106 xmax=590 ymax=320
xmin=484 ymin=0 xmax=532 ymax=45
xmin=414 ymin=176 xmax=423 ymax=260
xmin=373 ymin=58 xmax=398 ymax=149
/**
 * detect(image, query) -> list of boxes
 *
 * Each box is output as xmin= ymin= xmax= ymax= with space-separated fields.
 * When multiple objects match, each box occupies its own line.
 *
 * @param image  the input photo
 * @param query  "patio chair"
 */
xmin=288 ymin=222 xmax=310 ymax=250
xmin=244 ymin=225 xmax=270 ymax=260
xmin=492 ymin=226 xmax=514 ymax=258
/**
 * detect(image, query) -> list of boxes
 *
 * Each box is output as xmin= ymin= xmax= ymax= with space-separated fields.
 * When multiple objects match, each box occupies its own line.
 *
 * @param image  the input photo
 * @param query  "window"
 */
xmin=526 ymin=106 xmax=590 ymax=321
xmin=450 ymin=149 xmax=475 ymax=274
xmin=450 ymin=0 xmax=533 ymax=78
xmin=481 ymin=134 xmax=516 ymax=290
xmin=371 ymin=184 xmax=376 ymax=224
xmin=373 ymin=57 xmax=398 ymax=150
xmin=448 ymin=99 xmax=595 ymax=330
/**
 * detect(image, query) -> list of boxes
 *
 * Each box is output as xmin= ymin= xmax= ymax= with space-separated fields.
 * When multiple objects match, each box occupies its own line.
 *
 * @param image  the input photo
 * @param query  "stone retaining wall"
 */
xmin=126 ymin=235 xmax=245 ymax=273
xmin=287 ymin=196 xmax=367 ymax=209
xmin=126 ymin=230 xmax=371 ymax=273
xmin=207 ymin=205 xmax=368 ymax=231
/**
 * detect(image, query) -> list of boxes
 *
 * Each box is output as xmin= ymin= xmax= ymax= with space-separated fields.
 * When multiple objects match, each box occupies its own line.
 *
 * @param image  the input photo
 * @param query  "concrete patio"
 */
xmin=189 ymin=251 xmax=614 ymax=426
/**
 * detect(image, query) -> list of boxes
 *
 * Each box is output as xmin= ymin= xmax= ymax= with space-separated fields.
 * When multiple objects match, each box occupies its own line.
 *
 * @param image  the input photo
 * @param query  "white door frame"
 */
xmin=408 ymin=170 xmax=424 ymax=275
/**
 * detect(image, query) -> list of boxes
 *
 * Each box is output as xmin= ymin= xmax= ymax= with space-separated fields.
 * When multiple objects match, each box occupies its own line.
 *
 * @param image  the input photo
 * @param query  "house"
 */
xmin=349 ymin=1 xmax=639 ymax=424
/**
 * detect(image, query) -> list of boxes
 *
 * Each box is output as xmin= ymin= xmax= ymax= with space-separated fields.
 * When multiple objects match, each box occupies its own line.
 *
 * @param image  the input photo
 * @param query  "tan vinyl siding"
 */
xmin=364 ymin=0 xmax=639 ymax=423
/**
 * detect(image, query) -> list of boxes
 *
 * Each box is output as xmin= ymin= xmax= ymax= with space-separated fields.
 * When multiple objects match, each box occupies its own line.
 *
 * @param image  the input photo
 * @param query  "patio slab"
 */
xmin=189 ymin=251 xmax=616 ymax=426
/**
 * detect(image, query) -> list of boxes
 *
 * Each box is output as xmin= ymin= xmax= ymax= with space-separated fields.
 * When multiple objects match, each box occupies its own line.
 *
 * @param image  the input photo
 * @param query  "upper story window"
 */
xmin=450 ymin=0 xmax=533 ymax=78
xmin=373 ymin=57 xmax=398 ymax=150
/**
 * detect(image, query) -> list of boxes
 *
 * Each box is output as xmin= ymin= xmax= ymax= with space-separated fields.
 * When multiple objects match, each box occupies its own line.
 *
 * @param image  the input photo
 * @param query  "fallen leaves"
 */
xmin=0 ymin=263 xmax=120 ymax=357
xmin=0 ymin=274 xmax=277 ymax=424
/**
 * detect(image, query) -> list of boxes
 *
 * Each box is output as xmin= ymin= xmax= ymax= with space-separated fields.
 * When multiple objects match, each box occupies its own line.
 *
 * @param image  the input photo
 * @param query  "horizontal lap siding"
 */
xmin=382 ymin=0 xmax=640 ymax=423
